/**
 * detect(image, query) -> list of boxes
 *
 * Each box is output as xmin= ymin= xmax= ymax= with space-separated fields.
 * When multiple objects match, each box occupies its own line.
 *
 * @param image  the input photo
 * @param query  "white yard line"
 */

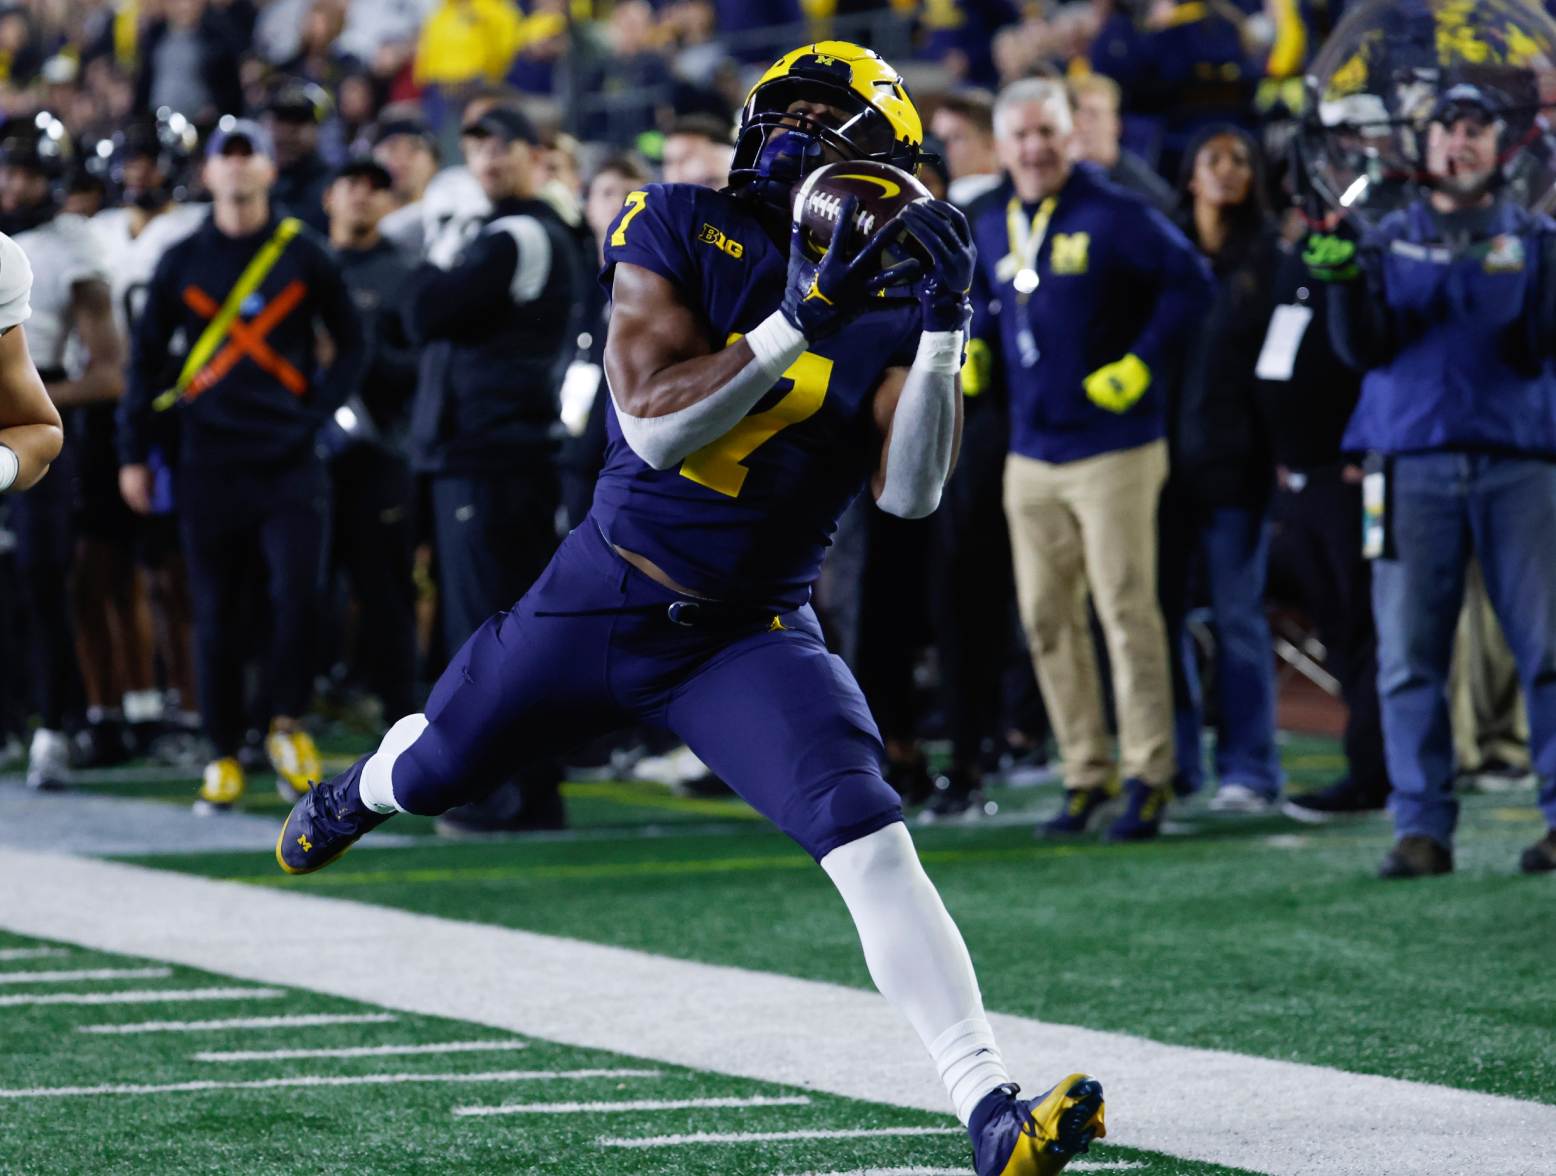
xmin=0 ymin=986 xmax=285 ymax=1008
xmin=0 ymin=947 xmax=68 ymax=962
xmin=0 ymin=966 xmax=171 ymax=985
xmin=0 ymin=1068 xmax=662 ymax=1100
xmin=454 ymin=1095 xmax=811 ymax=1117
xmin=193 ymin=1040 xmax=527 ymax=1062
xmin=1 ymin=849 xmax=1552 ymax=1176
xmin=601 ymin=1127 xmax=962 ymax=1149
xmin=80 ymin=1012 xmax=399 ymax=1035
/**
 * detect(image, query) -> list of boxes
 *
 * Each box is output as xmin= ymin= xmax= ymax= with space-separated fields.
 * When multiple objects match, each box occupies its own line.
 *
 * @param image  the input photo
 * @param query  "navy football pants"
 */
xmin=384 ymin=518 xmax=903 ymax=860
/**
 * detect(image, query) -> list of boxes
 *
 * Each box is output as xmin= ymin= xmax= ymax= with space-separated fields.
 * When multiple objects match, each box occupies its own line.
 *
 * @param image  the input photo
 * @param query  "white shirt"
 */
xmin=90 ymin=202 xmax=207 ymax=339
xmin=0 ymin=231 xmax=34 ymax=333
xmin=13 ymin=213 xmax=109 ymax=372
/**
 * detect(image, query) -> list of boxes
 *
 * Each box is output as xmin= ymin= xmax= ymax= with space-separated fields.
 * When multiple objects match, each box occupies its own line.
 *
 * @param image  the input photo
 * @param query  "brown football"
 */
xmin=792 ymin=159 xmax=931 ymax=260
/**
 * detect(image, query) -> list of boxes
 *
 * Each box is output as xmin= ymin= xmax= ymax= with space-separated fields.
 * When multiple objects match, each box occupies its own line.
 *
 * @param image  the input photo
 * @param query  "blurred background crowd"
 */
xmin=0 ymin=0 xmax=1544 ymax=856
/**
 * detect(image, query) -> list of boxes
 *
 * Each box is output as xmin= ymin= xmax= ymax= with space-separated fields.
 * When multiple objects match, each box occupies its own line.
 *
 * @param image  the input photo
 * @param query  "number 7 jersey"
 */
xmin=595 ymin=182 xmax=921 ymax=609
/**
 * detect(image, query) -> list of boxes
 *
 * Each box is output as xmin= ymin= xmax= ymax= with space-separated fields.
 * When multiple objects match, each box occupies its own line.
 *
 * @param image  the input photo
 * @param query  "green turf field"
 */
xmin=0 ymin=929 xmax=1255 ymax=1175
xmin=5 ymin=732 xmax=1553 ymax=1174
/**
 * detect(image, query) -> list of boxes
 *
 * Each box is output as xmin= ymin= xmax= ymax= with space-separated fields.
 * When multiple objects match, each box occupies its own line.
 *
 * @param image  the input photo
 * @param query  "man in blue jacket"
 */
xmin=1309 ymin=83 xmax=1556 ymax=878
xmin=973 ymin=78 xmax=1213 ymax=842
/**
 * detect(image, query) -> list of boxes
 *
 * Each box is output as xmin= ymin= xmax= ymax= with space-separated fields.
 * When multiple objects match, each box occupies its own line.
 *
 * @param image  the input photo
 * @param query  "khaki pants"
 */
xmin=1004 ymin=440 xmax=1175 ymax=789
xmin=1450 ymin=557 xmax=1530 ymax=772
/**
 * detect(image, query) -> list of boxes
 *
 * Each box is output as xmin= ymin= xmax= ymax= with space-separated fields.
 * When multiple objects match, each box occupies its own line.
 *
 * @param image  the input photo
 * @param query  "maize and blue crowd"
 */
xmin=0 ymin=0 xmax=1553 ymax=880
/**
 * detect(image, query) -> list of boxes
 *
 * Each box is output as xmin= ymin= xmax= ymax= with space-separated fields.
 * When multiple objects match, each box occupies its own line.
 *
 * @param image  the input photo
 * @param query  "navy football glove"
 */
xmin=782 ymin=195 xmax=908 ymax=342
xmin=896 ymin=199 xmax=975 ymax=332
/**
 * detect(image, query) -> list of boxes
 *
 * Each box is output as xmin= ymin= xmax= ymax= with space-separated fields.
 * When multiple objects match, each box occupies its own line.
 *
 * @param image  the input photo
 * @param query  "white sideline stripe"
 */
xmin=0 ymin=947 xmax=68 ymax=961
xmin=0 ymin=986 xmax=285 ymax=1008
xmin=193 ymin=1040 xmax=528 ymax=1062
xmin=454 ymin=1095 xmax=811 ymax=1117
xmin=80 ymin=1013 xmax=399 ymax=1035
xmin=601 ymin=1127 xmax=961 ymax=1148
xmin=0 ymin=966 xmax=171 ymax=985
xmin=0 ymin=1068 xmax=661 ymax=1100
xmin=782 ymin=1165 xmax=1144 ymax=1176
xmin=3 ymin=850 xmax=1555 ymax=1176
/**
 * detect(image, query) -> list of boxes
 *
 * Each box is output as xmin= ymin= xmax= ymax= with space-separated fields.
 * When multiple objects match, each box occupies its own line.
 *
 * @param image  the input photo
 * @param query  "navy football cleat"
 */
xmin=275 ymin=757 xmax=391 ymax=875
xmin=970 ymin=1074 xmax=1106 ymax=1176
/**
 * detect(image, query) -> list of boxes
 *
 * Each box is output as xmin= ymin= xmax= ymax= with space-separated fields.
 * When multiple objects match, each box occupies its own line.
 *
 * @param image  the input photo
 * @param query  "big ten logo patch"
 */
xmin=698 ymin=223 xmax=745 ymax=260
xmin=1049 ymin=232 xmax=1090 ymax=276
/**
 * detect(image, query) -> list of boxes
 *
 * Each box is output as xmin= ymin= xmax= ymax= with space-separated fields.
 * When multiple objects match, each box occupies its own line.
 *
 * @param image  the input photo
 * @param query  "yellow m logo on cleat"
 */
xmin=297 ymin=834 xmax=312 ymax=853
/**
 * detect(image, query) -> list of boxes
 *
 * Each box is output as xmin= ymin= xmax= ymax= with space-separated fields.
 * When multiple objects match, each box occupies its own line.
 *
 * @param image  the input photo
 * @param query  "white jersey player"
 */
xmin=0 ymin=228 xmax=60 ymax=493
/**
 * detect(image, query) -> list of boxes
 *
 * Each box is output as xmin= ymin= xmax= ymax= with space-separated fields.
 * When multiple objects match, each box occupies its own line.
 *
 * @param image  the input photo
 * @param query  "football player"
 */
xmin=278 ymin=42 xmax=1105 ymax=1174
xmin=0 ymin=230 xmax=61 ymax=484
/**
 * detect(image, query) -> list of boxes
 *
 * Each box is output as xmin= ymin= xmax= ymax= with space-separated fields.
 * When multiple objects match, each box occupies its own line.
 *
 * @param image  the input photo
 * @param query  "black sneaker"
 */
xmin=1378 ymin=835 xmax=1453 ymax=880
xmin=1281 ymin=778 xmax=1387 ymax=824
xmin=1519 ymin=829 xmax=1556 ymax=874
xmin=918 ymin=772 xmax=991 ymax=823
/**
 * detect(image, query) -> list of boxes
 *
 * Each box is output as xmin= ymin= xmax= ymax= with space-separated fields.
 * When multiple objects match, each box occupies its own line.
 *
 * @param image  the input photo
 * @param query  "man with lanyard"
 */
xmin=969 ymin=77 xmax=1213 ymax=842
xmin=1305 ymin=82 xmax=1556 ymax=878
xmin=117 ymin=119 xmax=363 ymax=814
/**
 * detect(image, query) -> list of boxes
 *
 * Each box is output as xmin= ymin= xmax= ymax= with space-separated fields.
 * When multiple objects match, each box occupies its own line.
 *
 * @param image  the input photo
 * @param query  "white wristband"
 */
xmin=0 ymin=443 xmax=18 ymax=492
xmin=915 ymin=330 xmax=963 ymax=375
xmin=745 ymin=310 xmax=808 ymax=375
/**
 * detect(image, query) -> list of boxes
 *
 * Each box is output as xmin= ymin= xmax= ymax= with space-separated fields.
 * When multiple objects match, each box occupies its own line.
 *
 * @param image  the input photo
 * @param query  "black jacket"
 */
xmin=120 ymin=211 xmax=364 ymax=470
xmin=334 ymin=238 xmax=418 ymax=450
xmin=133 ymin=11 xmax=244 ymax=119
xmin=1172 ymin=223 xmax=1281 ymax=507
xmin=404 ymin=196 xmax=581 ymax=475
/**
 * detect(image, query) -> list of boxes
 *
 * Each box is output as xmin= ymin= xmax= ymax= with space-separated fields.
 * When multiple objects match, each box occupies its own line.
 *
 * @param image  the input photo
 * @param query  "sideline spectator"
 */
xmin=1311 ymin=82 xmax=1556 ymax=877
xmin=660 ymin=114 xmax=733 ymax=190
xmin=1068 ymin=73 xmax=1176 ymax=213
xmin=930 ymin=91 xmax=1001 ymax=207
xmin=973 ymin=77 xmax=1211 ymax=842
xmin=2 ymin=119 xmax=125 ymax=792
xmin=1163 ymin=124 xmax=1282 ymax=810
xmin=403 ymin=104 xmax=580 ymax=833
xmin=118 ymin=119 xmax=363 ymax=813
xmin=322 ymin=156 xmax=419 ymax=723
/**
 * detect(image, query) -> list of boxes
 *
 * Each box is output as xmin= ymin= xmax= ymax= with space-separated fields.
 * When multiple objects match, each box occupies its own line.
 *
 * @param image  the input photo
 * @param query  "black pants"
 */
xmin=929 ymin=405 xmax=1023 ymax=771
xmin=430 ymin=467 xmax=560 ymax=654
xmin=331 ymin=446 xmax=418 ymax=718
xmin=856 ymin=511 xmax=931 ymax=749
xmin=180 ymin=457 xmax=329 ymax=757
xmin=1268 ymin=466 xmax=1389 ymax=798
xmin=9 ymin=440 xmax=82 ymax=731
xmin=430 ymin=464 xmax=562 ymax=812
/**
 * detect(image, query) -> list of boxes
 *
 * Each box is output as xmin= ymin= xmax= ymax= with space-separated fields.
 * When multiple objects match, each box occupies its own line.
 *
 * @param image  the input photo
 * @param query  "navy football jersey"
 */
xmin=595 ymin=183 xmax=921 ymax=608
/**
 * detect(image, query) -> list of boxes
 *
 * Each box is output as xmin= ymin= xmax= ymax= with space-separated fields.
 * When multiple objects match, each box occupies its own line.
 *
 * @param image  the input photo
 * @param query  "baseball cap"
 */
xmin=460 ymin=105 xmax=540 ymax=146
xmin=332 ymin=156 xmax=393 ymax=189
xmin=1430 ymin=83 xmax=1504 ymax=128
xmin=206 ymin=118 xmax=274 ymax=159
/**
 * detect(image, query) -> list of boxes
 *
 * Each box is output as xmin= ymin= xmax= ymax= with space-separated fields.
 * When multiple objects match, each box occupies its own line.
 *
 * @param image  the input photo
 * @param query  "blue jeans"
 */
xmin=1167 ymin=504 xmax=1283 ymax=797
xmin=1372 ymin=454 xmax=1556 ymax=846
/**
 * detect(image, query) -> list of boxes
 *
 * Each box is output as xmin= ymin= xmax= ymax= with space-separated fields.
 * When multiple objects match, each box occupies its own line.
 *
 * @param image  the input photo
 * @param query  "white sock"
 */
xmin=123 ymin=690 xmax=164 ymax=724
xmin=358 ymin=714 xmax=428 ymax=814
xmin=821 ymin=821 xmax=1014 ymax=1125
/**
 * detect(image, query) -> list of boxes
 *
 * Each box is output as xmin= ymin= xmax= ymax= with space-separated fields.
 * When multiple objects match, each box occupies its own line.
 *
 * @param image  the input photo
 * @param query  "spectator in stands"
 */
xmin=403 ymin=104 xmax=579 ymax=833
xmin=133 ymin=0 xmax=245 ymax=124
xmin=1163 ymin=125 xmax=1283 ymax=810
xmin=929 ymin=91 xmax=1001 ymax=207
xmin=1311 ymin=82 xmax=1556 ymax=877
xmin=921 ymin=0 xmax=1021 ymax=89
xmin=579 ymin=1 xmax=672 ymax=146
xmin=1068 ymin=74 xmax=1176 ymax=214
xmin=660 ymin=114 xmax=733 ymax=190
xmin=264 ymin=80 xmax=335 ymax=233
xmin=974 ymin=77 xmax=1212 ymax=842
xmin=322 ymin=156 xmax=419 ymax=723
xmin=118 ymin=119 xmax=363 ymax=814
